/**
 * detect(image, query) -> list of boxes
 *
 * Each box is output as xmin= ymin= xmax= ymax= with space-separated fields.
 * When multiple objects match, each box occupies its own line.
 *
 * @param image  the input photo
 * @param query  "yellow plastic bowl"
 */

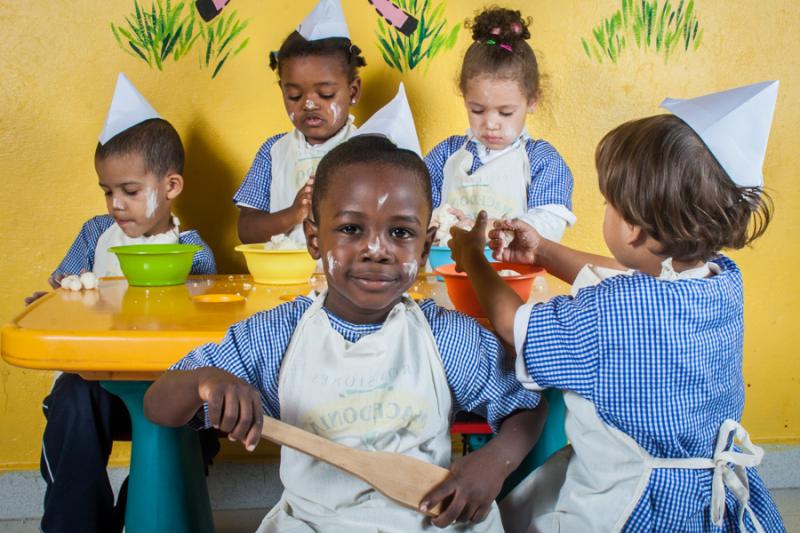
xmin=235 ymin=244 xmax=316 ymax=285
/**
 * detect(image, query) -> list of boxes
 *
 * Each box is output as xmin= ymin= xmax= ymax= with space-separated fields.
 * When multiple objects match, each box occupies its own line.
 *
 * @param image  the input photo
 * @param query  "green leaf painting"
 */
xmin=111 ymin=0 xmax=249 ymax=79
xmin=375 ymin=0 xmax=460 ymax=73
xmin=582 ymin=0 xmax=703 ymax=64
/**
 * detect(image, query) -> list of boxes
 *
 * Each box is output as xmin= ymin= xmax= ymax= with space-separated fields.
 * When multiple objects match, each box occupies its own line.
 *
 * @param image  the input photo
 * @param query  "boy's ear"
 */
xmin=626 ymin=222 xmax=648 ymax=248
xmin=164 ymin=173 xmax=184 ymax=200
xmin=527 ymin=97 xmax=538 ymax=113
xmin=349 ymin=77 xmax=362 ymax=105
xmin=421 ymin=225 xmax=437 ymax=263
xmin=304 ymin=218 xmax=321 ymax=260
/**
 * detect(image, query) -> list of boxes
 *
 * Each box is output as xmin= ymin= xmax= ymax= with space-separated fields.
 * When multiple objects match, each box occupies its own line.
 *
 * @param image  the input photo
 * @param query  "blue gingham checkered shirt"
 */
xmin=424 ymin=135 xmax=574 ymax=211
xmin=232 ymin=133 xmax=288 ymax=211
xmin=172 ymin=296 xmax=541 ymax=431
xmin=519 ymin=256 xmax=784 ymax=532
xmin=53 ymin=215 xmax=217 ymax=277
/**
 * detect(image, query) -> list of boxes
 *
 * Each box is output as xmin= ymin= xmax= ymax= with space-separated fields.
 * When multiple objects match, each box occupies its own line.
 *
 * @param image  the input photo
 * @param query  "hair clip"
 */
xmin=499 ymin=43 xmax=513 ymax=52
xmin=490 ymin=27 xmax=501 ymax=35
xmin=486 ymin=39 xmax=496 ymax=45
xmin=511 ymin=22 xmax=522 ymax=34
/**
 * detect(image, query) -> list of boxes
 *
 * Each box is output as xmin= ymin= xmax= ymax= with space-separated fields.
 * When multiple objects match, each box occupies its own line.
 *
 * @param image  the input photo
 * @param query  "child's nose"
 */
xmin=112 ymin=196 xmax=125 ymax=210
xmin=303 ymin=98 xmax=318 ymax=111
xmin=361 ymin=235 xmax=389 ymax=261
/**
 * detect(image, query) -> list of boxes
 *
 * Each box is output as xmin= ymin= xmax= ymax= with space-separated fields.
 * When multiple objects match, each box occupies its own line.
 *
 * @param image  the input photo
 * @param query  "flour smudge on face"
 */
xmin=377 ymin=193 xmax=388 ymax=208
xmin=401 ymin=261 xmax=418 ymax=281
xmin=145 ymin=187 xmax=158 ymax=219
xmin=112 ymin=197 xmax=125 ymax=211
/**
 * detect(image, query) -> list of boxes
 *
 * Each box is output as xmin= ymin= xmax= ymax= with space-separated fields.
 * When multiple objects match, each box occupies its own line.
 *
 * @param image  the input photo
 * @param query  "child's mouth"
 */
xmin=349 ymin=271 xmax=398 ymax=291
xmin=303 ymin=114 xmax=324 ymax=128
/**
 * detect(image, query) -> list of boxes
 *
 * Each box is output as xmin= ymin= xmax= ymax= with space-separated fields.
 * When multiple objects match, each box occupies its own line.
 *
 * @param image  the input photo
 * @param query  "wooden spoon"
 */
xmin=261 ymin=415 xmax=449 ymax=516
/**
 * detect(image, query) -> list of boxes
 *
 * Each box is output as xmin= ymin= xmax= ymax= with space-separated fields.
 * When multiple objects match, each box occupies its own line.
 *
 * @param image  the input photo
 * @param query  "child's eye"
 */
xmin=319 ymin=93 xmax=335 ymax=99
xmin=338 ymin=224 xmax=361 ymax=235
xmin=390 ymin=227 xmax=414 ymax=239
xmin=123 ymin=188 xmax=140 ymax=196
xmin=470 ymin=109 xmax=484 ymax=115
xmin=287 ymin=95 xmax=301 ymax=102
xmin=500 ymin=112 xmax=513 ymax=117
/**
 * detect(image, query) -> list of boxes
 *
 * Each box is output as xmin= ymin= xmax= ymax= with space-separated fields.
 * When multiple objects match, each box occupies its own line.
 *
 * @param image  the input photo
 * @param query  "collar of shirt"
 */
xmin=292 ymin=115 xmax=356 ymax=152
xmin=466 ymin=128 xmax=531 ymax=165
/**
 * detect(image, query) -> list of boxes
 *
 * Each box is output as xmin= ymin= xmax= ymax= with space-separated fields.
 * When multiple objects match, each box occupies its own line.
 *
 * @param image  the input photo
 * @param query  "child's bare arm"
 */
xmin=420 ymin=402 xmax=548 ymax=527
xmin=237 ymin=177 xmax=313 ymax=243
xmin=144 ymin=367 xmax=263 ymax=451
xmin=489 ymin=219 xmax=626 ymax=284
xmin=448 ymin=212 xmax=524 ymax=347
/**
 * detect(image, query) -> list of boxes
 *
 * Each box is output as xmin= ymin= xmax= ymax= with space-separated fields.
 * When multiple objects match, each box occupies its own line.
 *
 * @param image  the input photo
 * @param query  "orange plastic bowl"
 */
xmin=435 ymin=262 xmax=545 ymax=318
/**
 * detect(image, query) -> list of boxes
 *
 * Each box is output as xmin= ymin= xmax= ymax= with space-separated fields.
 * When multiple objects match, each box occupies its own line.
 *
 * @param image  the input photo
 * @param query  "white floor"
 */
xmin=1 ymin=488 xmax=798 ymax=532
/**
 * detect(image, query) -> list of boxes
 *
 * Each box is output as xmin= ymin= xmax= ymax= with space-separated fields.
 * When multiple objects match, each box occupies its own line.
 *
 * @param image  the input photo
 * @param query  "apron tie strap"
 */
xmin=648 ymin=419 xmax=765 ymax=533
xmin=709 ymin=419 xmax=765 ymax=533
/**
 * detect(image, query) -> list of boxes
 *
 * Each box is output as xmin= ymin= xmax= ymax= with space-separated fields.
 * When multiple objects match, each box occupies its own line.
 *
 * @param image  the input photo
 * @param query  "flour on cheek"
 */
xmin=145 ymin=187 xmax=159 ymax=219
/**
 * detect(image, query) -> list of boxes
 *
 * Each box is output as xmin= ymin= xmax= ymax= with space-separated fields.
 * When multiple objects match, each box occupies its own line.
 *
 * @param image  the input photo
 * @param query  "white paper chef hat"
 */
xmin=355 ymin=83 xmax=422 ymax=156
xmin=99 ymin=73 xmax=160 ymax=145
xmin=660 ymin=80 xmax=779 ymax=188
xmin=297 ymin=0 xmax=350 ymax=41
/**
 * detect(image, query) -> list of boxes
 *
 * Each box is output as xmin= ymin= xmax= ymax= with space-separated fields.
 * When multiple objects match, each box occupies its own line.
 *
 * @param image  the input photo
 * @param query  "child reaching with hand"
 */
xmin=425 ymin=7 xmax=575 ymax=243
xmin=235 ymin=0 xmax=364 ymax=244
xmin=448 ymin=82 xmax=785 ymax=531
xmin=145 ymin=88 xmax=547 ymax=531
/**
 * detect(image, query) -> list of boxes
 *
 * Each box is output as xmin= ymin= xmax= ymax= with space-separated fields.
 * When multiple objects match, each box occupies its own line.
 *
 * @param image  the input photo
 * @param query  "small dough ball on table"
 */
xmin=80 ymin=272 xmax=98 ymax=290
xmin=60 ymin=275 xmax=83 ymax=291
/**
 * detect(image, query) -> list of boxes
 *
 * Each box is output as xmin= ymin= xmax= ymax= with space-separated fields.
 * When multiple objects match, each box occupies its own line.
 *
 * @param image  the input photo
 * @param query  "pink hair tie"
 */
xmin=490 ymin=27 xmax=501 ymax=35
xmin=499 ymin=43 xmax=513 ymax=52
xmin=511 ymin=22 xmax=522 ymax=34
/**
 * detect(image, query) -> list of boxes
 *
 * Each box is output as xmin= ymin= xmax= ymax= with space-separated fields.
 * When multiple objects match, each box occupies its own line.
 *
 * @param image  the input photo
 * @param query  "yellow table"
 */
xmin=2 ymin=273 xmax=569 ymax=531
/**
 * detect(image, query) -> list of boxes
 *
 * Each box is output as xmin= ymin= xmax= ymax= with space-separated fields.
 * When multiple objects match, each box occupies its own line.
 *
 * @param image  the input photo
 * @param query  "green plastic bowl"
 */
xmin=108 ymin=244 xmax=202 ymax=286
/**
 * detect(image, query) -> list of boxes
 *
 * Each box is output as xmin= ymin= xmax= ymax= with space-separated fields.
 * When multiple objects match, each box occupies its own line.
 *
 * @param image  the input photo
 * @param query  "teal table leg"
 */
xmin=101 ymin=381 xmax=214 ymax=533
xmin=499 ymin=389 xmax=566 ymax=499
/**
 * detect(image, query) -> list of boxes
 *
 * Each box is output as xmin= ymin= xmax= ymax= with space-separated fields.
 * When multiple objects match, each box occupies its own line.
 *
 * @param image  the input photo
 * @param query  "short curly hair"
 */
xmin=312 ymin=135 xmax=432 ymax=223
xmin=94 ymin=118 xmax=184 ymax=177
xmin=459 ymin=6 xmax=540 ymax=101
xmin=596 ymin=114 xmax=772 ymax=262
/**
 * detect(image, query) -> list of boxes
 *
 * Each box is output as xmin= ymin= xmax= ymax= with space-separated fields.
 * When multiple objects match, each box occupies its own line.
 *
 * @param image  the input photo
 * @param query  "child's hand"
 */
xmin=447 ymin=207 xmax=474 ymax=230
xmin=197 ymin=368 xmax=263 ymax=451
xmin=291 ymin=176 xmax=315 ymax=224
xmin=447 ymin=211 xmax=489 ymax=271
xmin=49 ymin=274 xmax=65 ymax=289
xmin=419 ymin=449 xmax=504 ymax=527
xmin=488 ymin=219 xmax=543 ymax=264
xmin=24 ymin=291 xmax=48 ymax=305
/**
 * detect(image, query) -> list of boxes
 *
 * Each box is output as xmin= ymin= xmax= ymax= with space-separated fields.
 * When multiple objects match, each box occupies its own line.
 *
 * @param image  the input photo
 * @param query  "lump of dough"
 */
xmin=264 ymin=234 xmax=305 ymax=250
xmin=60 ymin=275 xmax=82 ymax=291
xmin=497 ymin=269 xmax=521 ymax=277
xmin=80 ymin=272 xmax=98 ymax=290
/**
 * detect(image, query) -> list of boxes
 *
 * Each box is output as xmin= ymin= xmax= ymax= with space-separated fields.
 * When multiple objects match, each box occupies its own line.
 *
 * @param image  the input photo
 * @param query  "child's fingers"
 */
xmin=419 ymin=479 xmax=455 ymax=516
xmin=471 ymin=211 xmax=488 ymax=236
xmin=205 ymin=388 xmax=223 ymax=429
xmin=48 ymin=275 xmax=63 ymax=289
xmin=243 ymin=400 xmax=263 ymax=452
xmin=218 ymin=388 xmax=241 ymax=433
xmin=229 ymin=393 xmax=253 ymax=443
xmin=457 ymin=503 xmax=478 ymax=524
xmin=471 ymin=503 xmax=492 ymax=524
xmin=431 ymin=491 xmax=467 ymax=528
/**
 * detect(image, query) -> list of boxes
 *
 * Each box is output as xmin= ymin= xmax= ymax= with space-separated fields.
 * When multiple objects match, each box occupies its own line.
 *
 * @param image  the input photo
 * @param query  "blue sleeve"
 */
xmin=525 ymin=140 xmax=574 ymax=211
xmin=169 ymin=298 xmax=310 ymax=425
xmin=179 ymin=231 xmax=217 ymax=275
xmin=521 ymin=289 xmax=600 ymax=399
xmin=233 ymin=133 xmax=287 ymax=211
xmin=421 ymin=301 xmax=541 ymax=431
xmin=52 ymin=215 xmax=115 ymax=278
xmin=424 ymin=136 xmax=466 ymax=209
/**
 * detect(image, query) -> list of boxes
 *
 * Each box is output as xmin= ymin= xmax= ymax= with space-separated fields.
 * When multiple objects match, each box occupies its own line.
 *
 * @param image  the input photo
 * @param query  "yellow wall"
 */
xmin=1 ymin=0 xmax=798 ymax=471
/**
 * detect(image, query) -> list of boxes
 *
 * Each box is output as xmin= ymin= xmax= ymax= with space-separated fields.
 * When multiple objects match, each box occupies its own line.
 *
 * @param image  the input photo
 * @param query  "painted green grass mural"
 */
xmin=375 ymin=0 xmax=460 ymax=72
xmin=582 ymin=0 xmax=703 ymax=64
xmin=111 ymin=0 xmax=249 ymax=79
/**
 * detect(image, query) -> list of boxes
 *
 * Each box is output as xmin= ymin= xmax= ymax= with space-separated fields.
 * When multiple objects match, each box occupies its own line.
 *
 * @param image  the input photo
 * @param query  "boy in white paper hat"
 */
xmin=30 ymin=73 xmax=218 ymax=533
xmin=448 ymin=81 xmax=785 ymax=532
xmin=145 ymin=85 xmax=546 ymax=532
xmin=235 ymin=0 xmax=367 ymax=245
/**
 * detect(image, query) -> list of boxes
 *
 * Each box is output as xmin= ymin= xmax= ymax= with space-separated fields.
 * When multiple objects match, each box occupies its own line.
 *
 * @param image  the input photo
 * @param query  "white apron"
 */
xmin=258 ymin=293 xmax=504 ymax=532
xmin=92 ymin=216 xmax=180 ymax=278
xmin=270 ymin=118 xmax=357 ymax=241
xmin=501 ymin=260 xmax=767 ymax=533
xmin=441 ymin=137 xmax=529 ymax=221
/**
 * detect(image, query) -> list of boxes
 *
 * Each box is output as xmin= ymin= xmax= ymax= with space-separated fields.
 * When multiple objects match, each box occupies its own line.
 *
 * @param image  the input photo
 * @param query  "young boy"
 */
xmin=29 ymin=73 xmax=218 ymax=533
xmin=144 ymin=90 xmax=545 ymax=531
